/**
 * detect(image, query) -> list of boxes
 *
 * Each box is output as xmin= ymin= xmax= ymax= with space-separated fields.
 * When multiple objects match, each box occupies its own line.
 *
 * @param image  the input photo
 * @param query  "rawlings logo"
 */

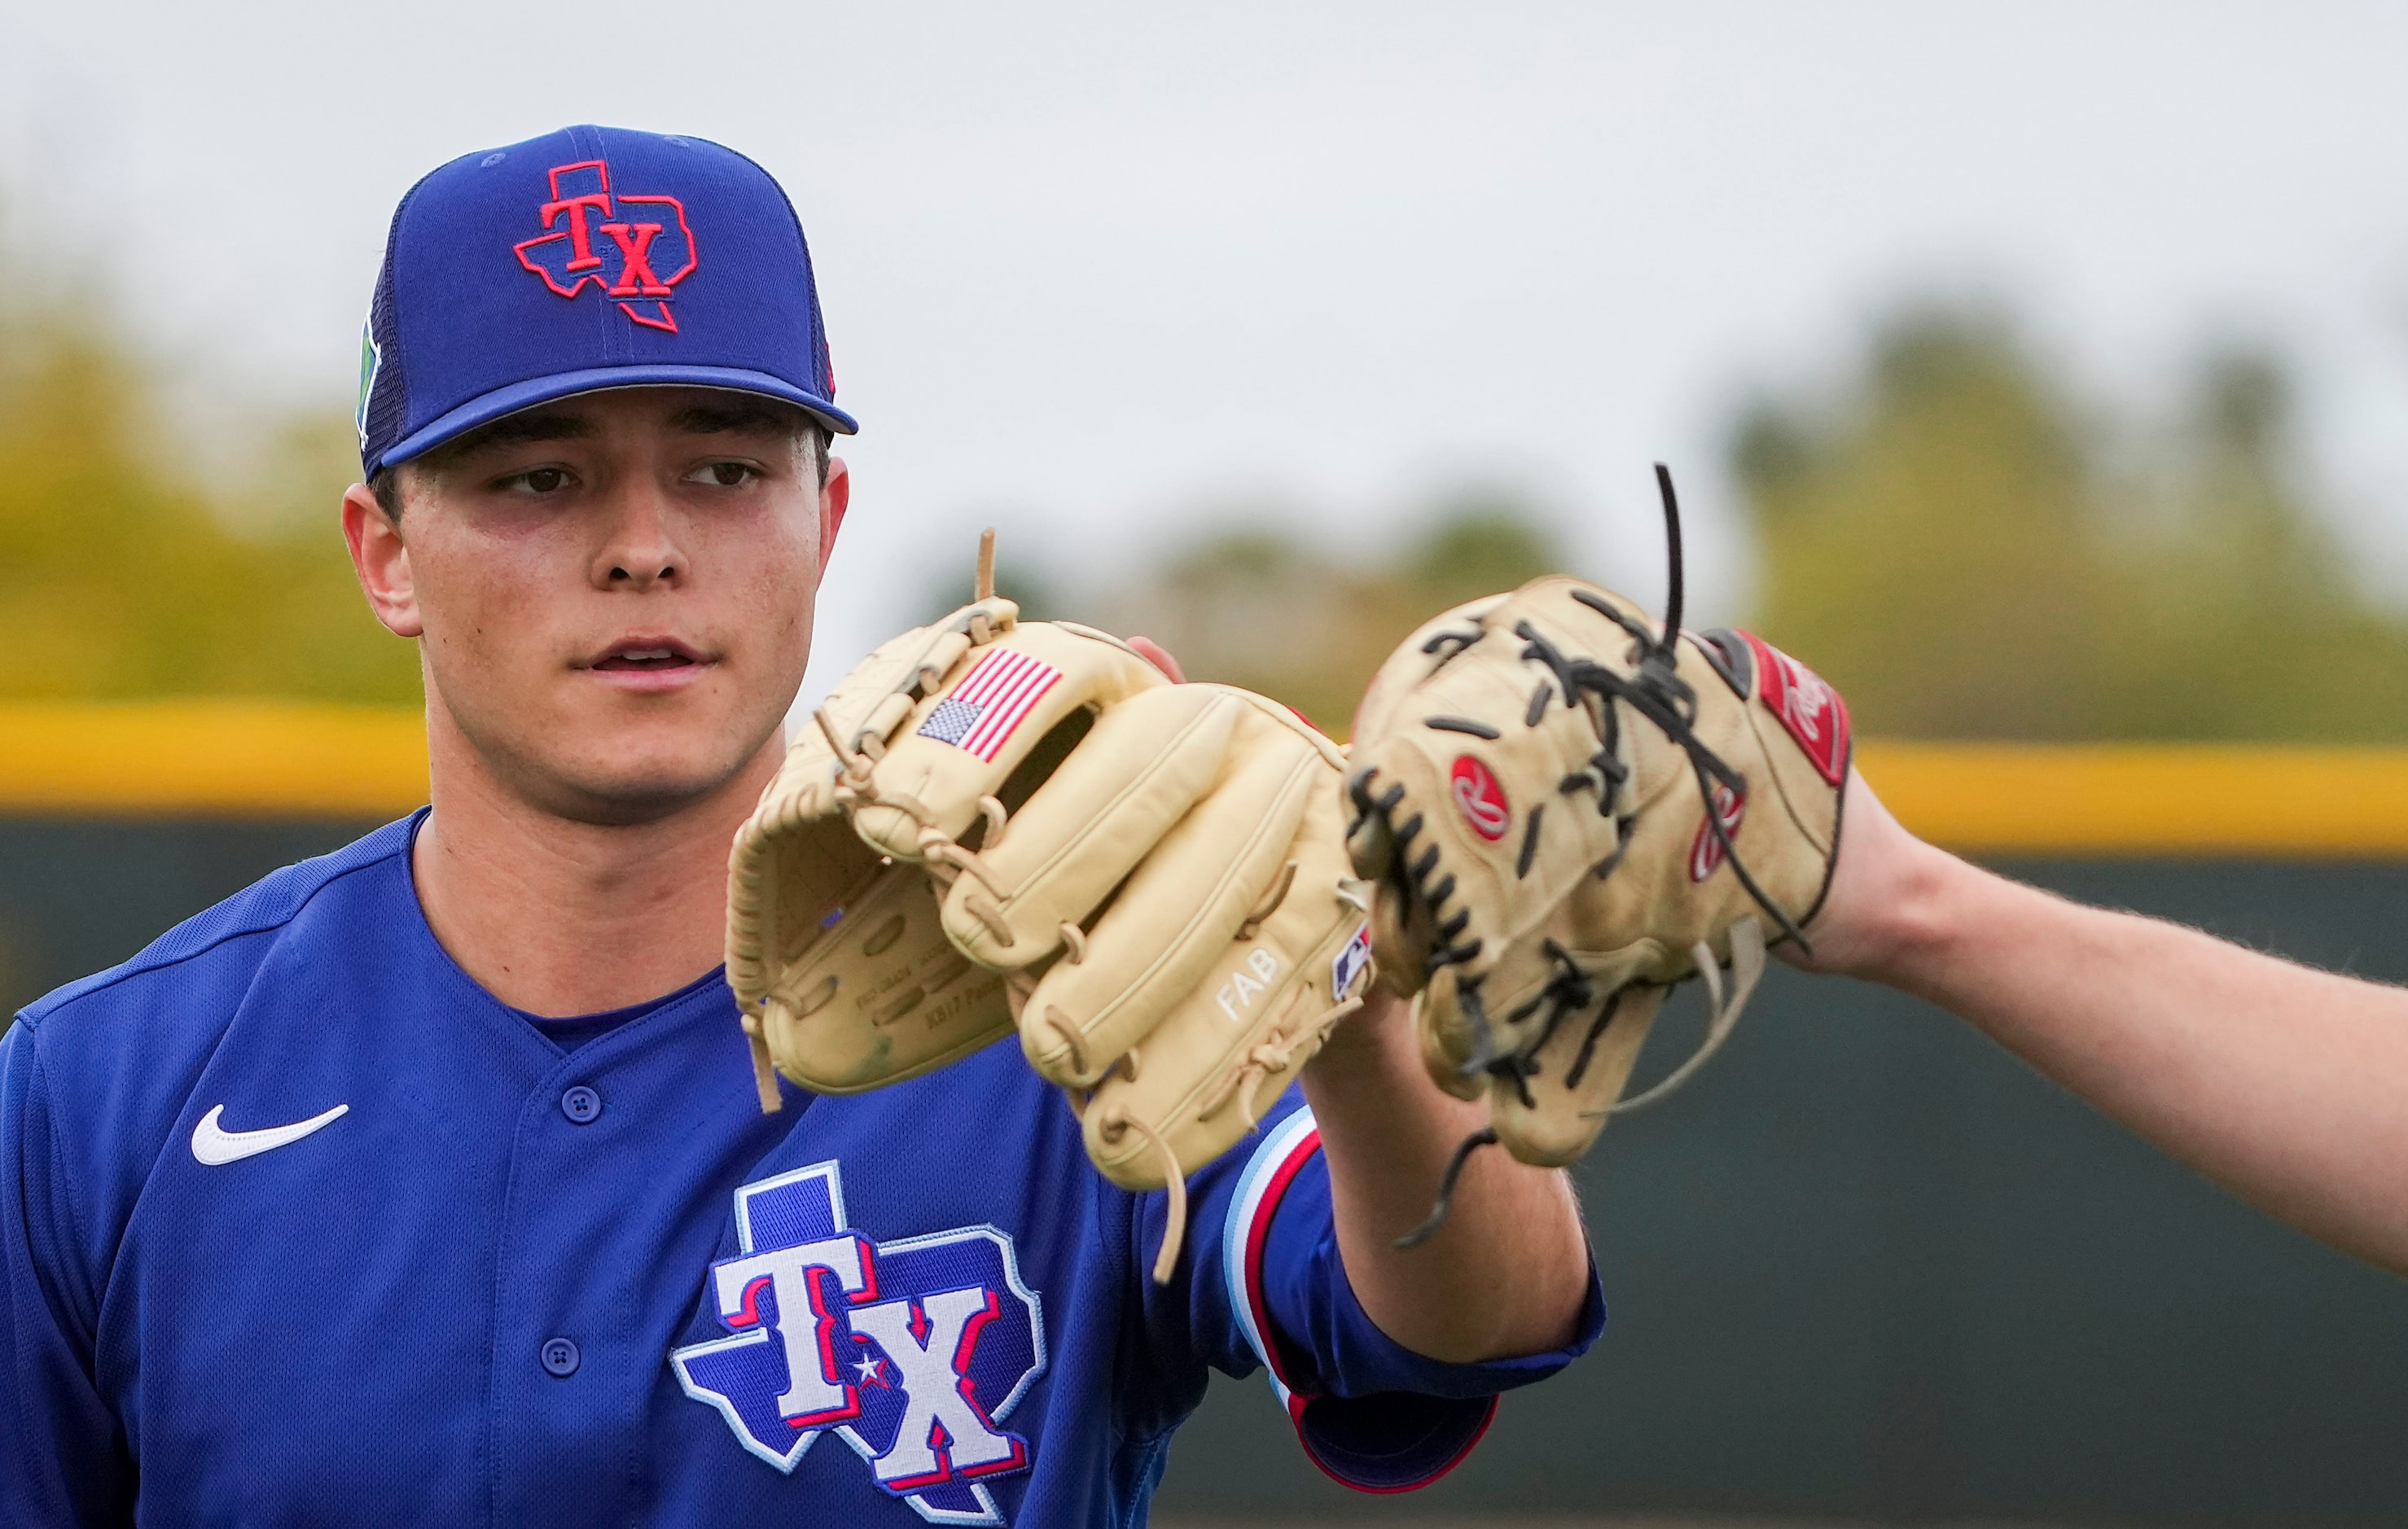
xmin=1742 ymin=633 xmax=1850 ymax=786
xmin=514 ymin=160 xmax=698 ymax=333
xmin=1449 ymin=755 xmax=1511 ymax=842
xmin=1688 ymin=780 xmax=1746 ymax=883
xmin=673 ymin=1162 xmax=1045 ymax=1525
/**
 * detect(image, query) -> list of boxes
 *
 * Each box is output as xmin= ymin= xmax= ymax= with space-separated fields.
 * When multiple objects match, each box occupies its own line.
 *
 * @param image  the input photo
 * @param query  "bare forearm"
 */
xmin=1859 ymin=839 xmax=2408 ymax=1273
xmin=1300 ymin=990 xmax=1590 ymax=1363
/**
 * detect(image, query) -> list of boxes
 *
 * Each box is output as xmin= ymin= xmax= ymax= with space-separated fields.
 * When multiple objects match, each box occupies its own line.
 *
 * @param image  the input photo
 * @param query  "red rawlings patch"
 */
xmin=1449 ymin=755 xmax=1511 ymax=842
xmin=1689 ymin=780 xmax=1746 ymax=882
xmin=1742 ymin=632 xmax=1850 ymax=786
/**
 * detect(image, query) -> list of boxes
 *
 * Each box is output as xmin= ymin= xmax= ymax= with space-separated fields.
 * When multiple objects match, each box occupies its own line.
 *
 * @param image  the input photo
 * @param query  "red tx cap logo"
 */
xmin=513 ymin=160 xmax=698 ymax=333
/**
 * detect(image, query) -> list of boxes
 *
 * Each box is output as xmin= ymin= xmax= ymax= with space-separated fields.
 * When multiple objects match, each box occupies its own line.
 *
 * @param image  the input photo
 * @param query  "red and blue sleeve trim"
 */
xmin=1217 ymin=1107 xmax=1498 ymax=1494
xmin=1222 ymin=1107 xmax=1321 ymax=1409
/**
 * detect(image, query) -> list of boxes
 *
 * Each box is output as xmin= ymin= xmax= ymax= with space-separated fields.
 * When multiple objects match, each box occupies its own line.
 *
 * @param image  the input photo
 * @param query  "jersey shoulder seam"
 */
xmin=14 ymin=1027 xmax=100 ymax=1301
xmin=15 ymin=832 xmax=411 ymax=1030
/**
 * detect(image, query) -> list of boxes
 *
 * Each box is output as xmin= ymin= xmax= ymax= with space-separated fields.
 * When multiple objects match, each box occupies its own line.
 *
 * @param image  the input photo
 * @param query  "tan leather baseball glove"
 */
xmin=727 ymin=536 xmax=1375 ymax=1280
xmin=1343 ymin=468 xmax=1849 ymax=1240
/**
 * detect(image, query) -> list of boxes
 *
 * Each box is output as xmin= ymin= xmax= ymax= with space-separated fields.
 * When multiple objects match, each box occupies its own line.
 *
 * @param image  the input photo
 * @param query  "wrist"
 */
xmin=1798 ymin=768 xmax=1975 ymax=988
xmin=1836 ymin=835 xmax=1963 ymax=983
xmin=1304 ymin=985 xmax=1411 ymax=1078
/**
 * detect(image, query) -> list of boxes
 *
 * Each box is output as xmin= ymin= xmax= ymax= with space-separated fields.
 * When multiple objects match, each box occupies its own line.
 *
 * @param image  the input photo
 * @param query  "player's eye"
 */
xmin=686 ymin=460 xmax=762 ymax=488
xmin=500 ymin=466 xmax=574 ymax=495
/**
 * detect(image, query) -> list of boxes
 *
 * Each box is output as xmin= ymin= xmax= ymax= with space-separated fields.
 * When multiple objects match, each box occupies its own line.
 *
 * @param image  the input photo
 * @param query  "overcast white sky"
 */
xmin=6 ymin=0 xmax=2408 ymax=697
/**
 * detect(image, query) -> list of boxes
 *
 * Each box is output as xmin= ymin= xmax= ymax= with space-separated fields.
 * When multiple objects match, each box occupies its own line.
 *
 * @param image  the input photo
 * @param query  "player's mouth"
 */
xmin=582 ymin=637 xmax=715 ymax=693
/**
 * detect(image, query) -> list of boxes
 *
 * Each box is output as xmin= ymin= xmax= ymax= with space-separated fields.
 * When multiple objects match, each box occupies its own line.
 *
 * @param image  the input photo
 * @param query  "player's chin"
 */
xmin=537 ymin=747 xmax=763 ymax=826
xmin=533 ymin=703 xmax=782 ymax=825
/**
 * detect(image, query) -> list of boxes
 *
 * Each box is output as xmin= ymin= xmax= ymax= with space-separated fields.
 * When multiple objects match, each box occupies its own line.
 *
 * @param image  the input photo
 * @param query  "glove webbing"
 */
xmin=1386 ymin=465 xmax=1796 ymax=1248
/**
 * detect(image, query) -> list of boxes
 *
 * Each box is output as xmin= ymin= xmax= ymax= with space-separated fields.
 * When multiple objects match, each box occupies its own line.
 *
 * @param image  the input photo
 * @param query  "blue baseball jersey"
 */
xmin=2 ymin=813 xmax=1601 ymax=1527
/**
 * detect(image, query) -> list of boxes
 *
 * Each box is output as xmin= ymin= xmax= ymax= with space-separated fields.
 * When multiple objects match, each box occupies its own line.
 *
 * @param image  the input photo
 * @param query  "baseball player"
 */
xmin=0 ymin=126 xmax=1598 ymax=1527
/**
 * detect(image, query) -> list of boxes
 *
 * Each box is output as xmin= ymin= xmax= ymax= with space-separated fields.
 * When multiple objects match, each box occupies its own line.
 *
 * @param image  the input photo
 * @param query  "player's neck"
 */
xmin=410 ymin=715 xmax=782 ymax=1019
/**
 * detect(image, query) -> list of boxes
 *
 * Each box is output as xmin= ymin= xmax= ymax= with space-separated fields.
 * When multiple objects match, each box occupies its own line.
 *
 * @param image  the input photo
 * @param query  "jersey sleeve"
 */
xmin=0 ymin=1021 xmax=134 ymax=1526
xmin=1134 ymin=1087 xmax=1605 ymax=1493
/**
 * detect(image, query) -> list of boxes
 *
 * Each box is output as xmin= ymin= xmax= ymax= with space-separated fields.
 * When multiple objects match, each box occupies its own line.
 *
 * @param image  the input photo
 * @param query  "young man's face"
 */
xmin=342 ymin=386 xmax=849 ymax=825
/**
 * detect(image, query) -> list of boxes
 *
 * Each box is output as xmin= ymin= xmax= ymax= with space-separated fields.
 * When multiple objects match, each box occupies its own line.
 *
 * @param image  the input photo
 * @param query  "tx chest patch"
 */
xmin=673 ymin=1162 xmax=1046 ymax=1525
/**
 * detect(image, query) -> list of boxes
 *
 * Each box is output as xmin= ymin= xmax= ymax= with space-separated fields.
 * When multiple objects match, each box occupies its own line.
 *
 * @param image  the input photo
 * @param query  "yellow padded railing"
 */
xmin=0 ymin=702 xmax=430 ymax=819
xmin=1854 ymin=742 xmax=2408 ymax=858
xmin=5 ymin=703 xmax=2408 ymax=857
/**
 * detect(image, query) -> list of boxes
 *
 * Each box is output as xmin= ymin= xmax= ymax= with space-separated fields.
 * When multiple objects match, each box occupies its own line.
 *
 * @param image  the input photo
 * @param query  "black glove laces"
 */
xmin=1392 ymin=465 xmax=1810 ymax=1250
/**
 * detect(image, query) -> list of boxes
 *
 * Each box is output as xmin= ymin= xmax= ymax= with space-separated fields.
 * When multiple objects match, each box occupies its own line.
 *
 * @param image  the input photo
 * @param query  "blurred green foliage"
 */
xmin=1130 ymin=304 xmax=2408 ymax=743
xmin=1736 ymin=307 xmax=2408 ymax=740
xmin=12 ymin=224 xmax=2406 ymax=748
xmin=1101 ymin=499 xmax=1563 ymax=734
xmin=0 ymin=289 xmax=421 ymax=704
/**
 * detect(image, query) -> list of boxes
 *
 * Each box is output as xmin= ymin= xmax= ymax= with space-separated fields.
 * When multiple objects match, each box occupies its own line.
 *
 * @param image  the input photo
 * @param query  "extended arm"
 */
xmin=1300 ymin=991 xmax=1591 ymax=1363
xmin=1136 ymin=633 xmax=1590 ymax=1365
xmin=1806 ymin=773 xmax=2408 ymax=1275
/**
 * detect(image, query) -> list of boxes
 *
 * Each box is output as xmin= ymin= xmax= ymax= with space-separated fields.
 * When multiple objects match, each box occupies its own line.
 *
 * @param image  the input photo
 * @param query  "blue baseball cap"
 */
xmin=357 ymin=124 xmax=855 ymax=479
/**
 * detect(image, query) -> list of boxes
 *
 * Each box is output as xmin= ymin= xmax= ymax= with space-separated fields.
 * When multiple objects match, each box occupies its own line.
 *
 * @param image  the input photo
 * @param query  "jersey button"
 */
xmin=559 ymin=1086 xmax=603 ymax=1124
xmin=540 ymin=1337 xmax=581 ymax=1378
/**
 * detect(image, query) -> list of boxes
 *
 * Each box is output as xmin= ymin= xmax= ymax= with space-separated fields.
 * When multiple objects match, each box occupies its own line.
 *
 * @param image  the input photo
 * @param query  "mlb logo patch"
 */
xmin=918 ymin=648 xmax=1062 ymax=762
xmin=1331 ymin=923 xmax=1373 ymax=1001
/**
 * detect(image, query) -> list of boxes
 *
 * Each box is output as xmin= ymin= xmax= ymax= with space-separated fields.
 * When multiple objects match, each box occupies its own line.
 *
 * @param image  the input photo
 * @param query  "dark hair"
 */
xmin=368 ymin=465 xmax=406 ymax=520
xmin=366 ymin=417 xmax=834 ymax=522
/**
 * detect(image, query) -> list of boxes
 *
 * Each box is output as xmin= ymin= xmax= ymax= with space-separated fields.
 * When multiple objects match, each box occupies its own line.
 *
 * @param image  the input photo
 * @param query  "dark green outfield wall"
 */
xmin=5 ymin=821 xmax=2405 ymax=1524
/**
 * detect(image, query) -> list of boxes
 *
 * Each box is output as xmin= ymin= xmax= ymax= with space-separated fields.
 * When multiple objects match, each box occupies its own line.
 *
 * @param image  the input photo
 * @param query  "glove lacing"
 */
xmin=1380 ymin=465 xmax=1807 ymax=1247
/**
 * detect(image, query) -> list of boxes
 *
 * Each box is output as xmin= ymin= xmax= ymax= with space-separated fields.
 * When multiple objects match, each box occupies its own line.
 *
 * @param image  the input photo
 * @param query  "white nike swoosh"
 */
xmin=191 ymin=1103 xmax=349 ymax=1166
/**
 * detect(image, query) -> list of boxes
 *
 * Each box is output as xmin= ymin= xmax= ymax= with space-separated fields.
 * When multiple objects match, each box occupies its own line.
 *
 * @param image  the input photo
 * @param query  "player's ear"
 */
xmin=342 ymin=481 xmax=425 ymax=639
xmin=816 ymin=455 xmax=850 ymax=580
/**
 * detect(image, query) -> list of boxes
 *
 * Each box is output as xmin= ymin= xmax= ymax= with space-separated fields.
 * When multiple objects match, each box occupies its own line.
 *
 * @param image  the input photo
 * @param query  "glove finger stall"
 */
xmin=940 ymin=684 xmax=1241 ymax=969
xmin=850 ymin=622 xmax=1168 ymax=861
xmin=1020 ymin=697 xmax=1321 ymax=1090
xmin=1486 ymin=983 xmax=1669 ymax=1167
xmin=1081 ymin=765 xmax=1371 ymax=1187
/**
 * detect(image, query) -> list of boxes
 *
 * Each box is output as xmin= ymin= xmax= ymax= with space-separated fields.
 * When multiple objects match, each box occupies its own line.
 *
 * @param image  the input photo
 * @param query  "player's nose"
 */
xmin=590 ymin=482 xmax=688 ymax=591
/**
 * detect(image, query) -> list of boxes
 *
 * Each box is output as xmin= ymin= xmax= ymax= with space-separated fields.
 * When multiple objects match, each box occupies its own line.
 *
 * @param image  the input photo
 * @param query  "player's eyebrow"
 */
xmin=669 ymin=401 xmax=802 ymax=436
xmin=437 ymin=411 xmax=599 ymax=462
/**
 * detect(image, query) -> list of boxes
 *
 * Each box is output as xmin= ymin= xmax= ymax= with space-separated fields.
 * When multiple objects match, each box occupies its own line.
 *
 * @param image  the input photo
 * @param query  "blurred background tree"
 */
xmin=1077 ymin=306 xmax=2408 ymax=744
xmin=15 ymin=191 xmax=2408 ymax=748
xmin=1736 ymin=305 xmax=2408 ymax=741
xmin=0 ymin=240 xmax=420 ymax=706
xmin=1093 ymin=496 xmax=1563 ymax=734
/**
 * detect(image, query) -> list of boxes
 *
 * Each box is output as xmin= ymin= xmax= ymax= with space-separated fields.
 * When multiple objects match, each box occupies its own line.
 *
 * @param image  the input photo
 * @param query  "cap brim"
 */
xmin=371 ymin=364 xmax=858 ymax=476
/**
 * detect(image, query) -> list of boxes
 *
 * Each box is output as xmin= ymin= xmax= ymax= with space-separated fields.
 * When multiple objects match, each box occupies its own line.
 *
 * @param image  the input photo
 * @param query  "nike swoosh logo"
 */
xmin=191 ymin=1103 xmax=349 ymax=1166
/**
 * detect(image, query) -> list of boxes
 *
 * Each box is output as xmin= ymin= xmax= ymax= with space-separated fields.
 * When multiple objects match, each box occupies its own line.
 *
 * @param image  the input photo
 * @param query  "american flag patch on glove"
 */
xmin=917 ymin=647 xmax=1064 ymax=760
